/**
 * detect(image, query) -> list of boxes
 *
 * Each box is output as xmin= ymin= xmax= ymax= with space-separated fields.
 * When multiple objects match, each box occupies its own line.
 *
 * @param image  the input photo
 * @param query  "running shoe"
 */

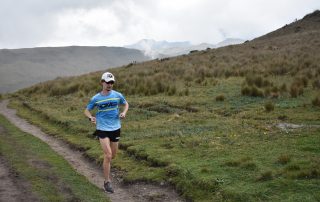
xmin=104 ymin=181 xmax=114 ymax=193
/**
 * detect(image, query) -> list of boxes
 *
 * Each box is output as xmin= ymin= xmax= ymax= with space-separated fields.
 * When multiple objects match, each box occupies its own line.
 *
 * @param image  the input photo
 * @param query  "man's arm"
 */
xmin=84 ymin=108 xmax=96 ymax=124
xmin=119 ymin=102 xmax=129 ymax=119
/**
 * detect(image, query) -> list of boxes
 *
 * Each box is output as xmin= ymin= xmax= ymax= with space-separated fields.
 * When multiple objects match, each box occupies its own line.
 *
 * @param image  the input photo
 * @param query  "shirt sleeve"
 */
xmin=86 ymin=97 xmax=96 ymax=110
xmin=119 ymin=93 xmax=127 ymax=105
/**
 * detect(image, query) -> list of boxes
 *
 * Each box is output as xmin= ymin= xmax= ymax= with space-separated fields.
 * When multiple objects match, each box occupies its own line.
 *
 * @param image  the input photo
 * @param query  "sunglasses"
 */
xmin=101 ymin=80 xmax=114 ymax=84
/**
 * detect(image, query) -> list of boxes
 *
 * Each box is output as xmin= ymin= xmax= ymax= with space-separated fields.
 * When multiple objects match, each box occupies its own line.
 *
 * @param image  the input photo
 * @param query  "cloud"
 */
xmin=0 ymin=0 xmax=319 ymax=48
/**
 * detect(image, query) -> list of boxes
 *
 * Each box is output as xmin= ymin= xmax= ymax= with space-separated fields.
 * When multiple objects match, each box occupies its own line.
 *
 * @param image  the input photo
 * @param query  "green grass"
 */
xmin=8 ymin=75 xmax=320 ymax=201
xmin=0 ymin=114 xmax=109 ymax=202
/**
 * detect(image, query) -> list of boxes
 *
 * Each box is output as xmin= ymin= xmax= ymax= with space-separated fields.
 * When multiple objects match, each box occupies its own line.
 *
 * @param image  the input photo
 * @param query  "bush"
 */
xmin=312 ymin=79 xmax=320 ymax=89
xmin=241 ymin=86 xmax=264 ymax=97
xmin=241 ymin=86 xmax=251 ymax=96
xmin=215 ymin=94 xmax=225 ymax=101
xmin=251 ymin=86 xmax=264 ymax=97
xmin=257 ymin=171 xmax=273 ymax=181
xmin=245 ymin=75 xmax=272 ymax=88
xmin=168 ymin=86 xmax=177 ymax=96
xmin=278 ymin=115 xmax=288 ymax=120
xmin=301 ymin=76 xmax=309 ymax=87
xmin=290 ymin=84 xmax=304 ymax=98
xmin=312 ymin=96 xmax=320 ymax=107
xmin=265 ymin=101 xmax=275 ymax=112
xmin=277 ymin=154 xmax=291 ymax=165
xmin=280 ymin=83 xmax=287 ymax=92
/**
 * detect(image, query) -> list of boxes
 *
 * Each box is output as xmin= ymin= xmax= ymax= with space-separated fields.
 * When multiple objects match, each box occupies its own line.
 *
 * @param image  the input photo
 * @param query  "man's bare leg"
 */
xmin=110 ymin=142 xmax=119 ymax=159
xmin=99 ymin=138 xmax=112 ymax=182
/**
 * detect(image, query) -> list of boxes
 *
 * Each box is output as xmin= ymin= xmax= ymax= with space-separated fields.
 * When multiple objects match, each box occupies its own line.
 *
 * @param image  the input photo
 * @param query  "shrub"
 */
xmin=312 ymin=79 xmax=320 ymax=89
xmin=245 ymin=75 xmax=272 ymax=88
xmin=216 ymin=94 xmax=225 ymax=101
xmin=265 ymin=101 xmax=275 ymax=112
xmin=168 ymin=85 xmax=177 ymax=96
xmin=183 ymin=88 xmax=190 ymax=96
xmin=264 ymin=87 xmax=271 ymax=97
xmin=290 ymin=84 xmax=304 ymax=98
xmin=225 ymin=160 xmax=240 ymax=167
xmin=263 ymin=79 xmax=273 ymax=87
xmin=257 ymin=171 xmax=273 ymax=181
xmin=241 ymin=86 xmax=264 ymax=97
xmin=251 ymin=86 xmax=264 ymax=97
xmin=301 ymin=76 xmax=309 ymax=87
xmin=241 ymin=86 xmax=251 ymax=96
xmin=278 ymin=115 xmax=288 ymax=120
xmin=312 ymin=96 xmax=320 ymax=107
xmin=277 ymin=154 xmax=291 ymax=165
xmin=241 ymin=162 xmax=257 ymax=170
xmin=297 ymin=169 xmax=319 ymax=179
xmin=285 ymin=164 xmax=300 ymax=171
xmin=280 ymin=83 xmax=287 ymax=92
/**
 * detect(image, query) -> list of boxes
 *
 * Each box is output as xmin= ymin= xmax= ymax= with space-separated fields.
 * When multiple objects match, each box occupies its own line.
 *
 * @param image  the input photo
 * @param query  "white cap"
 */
xmin=101 ymin=72 xmax=115 ymax=82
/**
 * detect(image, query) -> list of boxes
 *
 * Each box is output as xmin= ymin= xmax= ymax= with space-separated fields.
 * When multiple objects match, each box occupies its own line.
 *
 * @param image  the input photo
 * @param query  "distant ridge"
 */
xmin=125 ymin=38 xmax=244 ymax=58
xmin=254 ymin=10 xmax=320 ymax=41
xmin=0 ymin=46 xmax=150 ymax=93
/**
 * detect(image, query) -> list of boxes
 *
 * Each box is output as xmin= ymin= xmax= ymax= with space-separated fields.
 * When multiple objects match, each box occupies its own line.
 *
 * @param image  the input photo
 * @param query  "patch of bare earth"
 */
xmin=0 ymin=154 xmax=40 ymax=202
xmin=0 ymin=100 xmax=184 ymax=202
xmin=276 ymin=122 xmax=320 ymax=133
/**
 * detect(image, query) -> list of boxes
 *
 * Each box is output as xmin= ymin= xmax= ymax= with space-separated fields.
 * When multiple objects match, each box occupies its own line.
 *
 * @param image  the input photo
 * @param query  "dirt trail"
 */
xmin=0 ymin=100 xmax=184 ymax=202
xmin=0 ymin=156 xmax=40 ymax=202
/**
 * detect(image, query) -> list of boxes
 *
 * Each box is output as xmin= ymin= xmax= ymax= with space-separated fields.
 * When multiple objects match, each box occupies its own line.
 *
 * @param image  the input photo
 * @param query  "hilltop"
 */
xmin=0 ymin=46 xmax=149 ymax=93
xmin=256 ymin=10 xmax=320 ymax=41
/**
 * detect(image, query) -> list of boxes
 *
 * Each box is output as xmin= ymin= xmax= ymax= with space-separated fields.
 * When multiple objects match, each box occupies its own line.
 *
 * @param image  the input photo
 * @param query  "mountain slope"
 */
xmin=255 ymin=10 xmax=320 ymax=41
xmin=0 ymin=46 xmax=150 ymax=93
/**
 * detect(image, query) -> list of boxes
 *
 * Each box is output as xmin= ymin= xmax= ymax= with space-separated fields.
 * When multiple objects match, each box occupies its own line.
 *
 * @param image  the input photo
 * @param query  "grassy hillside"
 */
xmin=0 ymin=46 xmax=149 ymax=93
xmin=7 ymin=10 xmax=320 ymax=201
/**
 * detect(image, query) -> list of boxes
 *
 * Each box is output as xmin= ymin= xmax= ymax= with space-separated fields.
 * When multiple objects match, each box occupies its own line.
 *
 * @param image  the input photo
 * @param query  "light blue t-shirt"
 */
xmin=86 ymin=90 xmax=127 ymax=131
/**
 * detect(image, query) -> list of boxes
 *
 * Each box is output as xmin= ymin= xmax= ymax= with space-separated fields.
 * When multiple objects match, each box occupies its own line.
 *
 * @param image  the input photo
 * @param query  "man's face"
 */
xmin=102 ymin=80 xmax=114 ymax=91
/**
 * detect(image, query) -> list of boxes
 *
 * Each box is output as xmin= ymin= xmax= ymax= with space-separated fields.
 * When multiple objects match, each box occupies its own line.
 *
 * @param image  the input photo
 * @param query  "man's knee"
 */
xmin=104 ymin=152 xmax=112 ymax=161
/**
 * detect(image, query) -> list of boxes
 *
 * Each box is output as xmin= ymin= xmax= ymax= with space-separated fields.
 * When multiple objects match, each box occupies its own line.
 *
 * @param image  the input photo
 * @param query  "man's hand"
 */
xmin=119 ymin=112 xmax=126 ymax=119
xmin=89 ymin=117 xmax=96 ymax=124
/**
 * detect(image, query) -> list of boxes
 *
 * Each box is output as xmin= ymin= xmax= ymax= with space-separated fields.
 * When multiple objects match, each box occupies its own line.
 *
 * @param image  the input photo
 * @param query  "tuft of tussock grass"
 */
xmin=280 ymin=83 xmax=288 ymax=92
xmin=241 ymin=86 xmax=264 ymax=97
xmin=178 ymin=88 xmax=189 ymax=96
xmin=278 ymin=115 xmax=288 ymax=120
xmin=312 ymin=96 xmax=320 ymax=107
xmin=312 ymin=79 xmax=320 ymax=89
xmin=290 ymin=84 xmax=304 ymax=98
xmin=296 ymin=169 xmax=319 ymax=179
xmin=224 ymin=157 xmax=256 ymax=170
xmin=241 ymin=162 xmax=257 ymax=170
xmin=225 ymin=160 xmax=241 ymax=167
xmin=215 ymin=94 xmax=225 ymax=101
xmin=277 ymin=154 xmax=291 ymax=165
xmin=264 ymin=101 xmax=275 ymax=112
xmin=285 ymin=164 xmax=301 ymax=171
xmin=256 ymin=171 xmax=273 ymax=181
xmin=245 ymin=75 xmax=273 ymax=88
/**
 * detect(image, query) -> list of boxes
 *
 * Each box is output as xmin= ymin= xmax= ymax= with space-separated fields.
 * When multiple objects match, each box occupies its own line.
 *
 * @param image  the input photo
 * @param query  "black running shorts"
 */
xmin=94 ymin=129 xmax=120 ymax=142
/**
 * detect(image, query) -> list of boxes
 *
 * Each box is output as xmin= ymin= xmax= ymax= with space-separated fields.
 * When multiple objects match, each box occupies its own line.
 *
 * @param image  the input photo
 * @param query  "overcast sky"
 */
xmin=0 ymin=0 xmax=319 ymax=49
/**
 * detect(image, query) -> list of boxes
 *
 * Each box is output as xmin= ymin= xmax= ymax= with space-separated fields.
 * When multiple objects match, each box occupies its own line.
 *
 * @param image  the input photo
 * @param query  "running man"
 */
xmin=84 ymin=72 xmax=129 ymax=193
